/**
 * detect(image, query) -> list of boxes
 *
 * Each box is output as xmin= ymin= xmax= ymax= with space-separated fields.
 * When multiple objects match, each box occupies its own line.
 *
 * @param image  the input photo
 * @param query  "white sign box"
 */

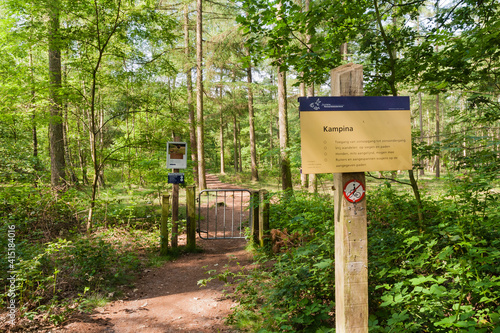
xmin=167 ymin=142 xmax=187 ymax=169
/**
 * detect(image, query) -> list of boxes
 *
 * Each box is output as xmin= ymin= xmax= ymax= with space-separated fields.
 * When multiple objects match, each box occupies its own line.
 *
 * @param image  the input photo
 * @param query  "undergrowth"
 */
xmin=0 ymin=184 xmax=173 ymax=329
xmin=215 ymin=176 xmax=500 ymax=332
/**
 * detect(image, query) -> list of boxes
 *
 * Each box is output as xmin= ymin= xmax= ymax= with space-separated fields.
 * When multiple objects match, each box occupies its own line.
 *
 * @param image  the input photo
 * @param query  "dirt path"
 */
xmin=56 ymin=175 xmax=252 ymax=333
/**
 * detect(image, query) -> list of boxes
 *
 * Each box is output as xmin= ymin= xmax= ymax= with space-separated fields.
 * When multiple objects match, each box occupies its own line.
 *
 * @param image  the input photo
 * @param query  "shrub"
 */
xmin=225 ymin=184 xmax=500 ymax=332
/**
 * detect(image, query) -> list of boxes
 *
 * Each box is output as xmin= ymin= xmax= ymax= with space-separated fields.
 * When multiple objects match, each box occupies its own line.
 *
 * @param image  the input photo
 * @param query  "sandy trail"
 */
xmin=55 ymin=174 xmax=252 ymax=333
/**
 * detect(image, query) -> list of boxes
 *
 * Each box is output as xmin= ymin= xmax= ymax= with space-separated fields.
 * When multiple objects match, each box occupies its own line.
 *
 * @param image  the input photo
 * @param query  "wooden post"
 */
xmin=160 ymin=192 xmax=170 ymax=256
xmin=171 ymin=175 xmax=179 ymax=248
xmin=334 ymin=173 xmax=368 ymax=332
xmin=171 ymin=136 xmax=181 ymax=249
xmin=250 ymin=190 xmax=259 ymax=245
xmin=259 ymin=189 xmax=270 ymax=248
xmin=186 ymin=185 xmax=196 ymax=251
xmin=331 ymin=63 xmax=364 ymax=97
xmin=331 ymin=64 xmax=368 ymax=333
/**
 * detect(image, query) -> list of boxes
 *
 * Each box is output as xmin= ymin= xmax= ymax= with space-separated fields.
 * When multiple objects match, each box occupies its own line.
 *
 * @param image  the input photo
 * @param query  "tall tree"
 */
xmin=185 ymin=2 xmax=198 ymax=187
xmin=67 ymin=0 xmax=177 ymax=231
xmin=196 ymin=0 xmax=207 ymax=189
xmin=83 ymin=0 xmax=125 ymax=232
xmin=304 ymin=0 xmax=316 ymax=193
xmin=246 ymin=48 xmax=259 ymax=181
xmin=48 ymin=0 xmax=66 ymax=189
xmin=434 ymin=1 xmax=440 ymax=179
xmin=368 ymin=0 xmax=424 ymax=223
xmin=278 ymin=66 xmax=292 ymax=190
xmin=219 ymin=100 xmax=226 ymax=174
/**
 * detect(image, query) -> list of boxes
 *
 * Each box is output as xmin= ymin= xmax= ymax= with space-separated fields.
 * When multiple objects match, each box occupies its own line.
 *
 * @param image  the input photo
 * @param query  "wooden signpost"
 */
xmin=332 ymin=64 xmax=368 ymax=333
xmin=299 ymin=64 xmax=411 ymax=332
xmin=167 ymin=141 xmax=187 ymax=248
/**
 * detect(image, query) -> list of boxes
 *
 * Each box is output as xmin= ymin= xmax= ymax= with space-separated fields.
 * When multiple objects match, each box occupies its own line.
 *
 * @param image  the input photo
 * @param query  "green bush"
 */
xmin=1 ymin=235 xmax=142 ymax=313
xmin=225 ymin=183 xmax=500 ymax=332
xmin=367 ymin=185 xmax=500 ymax=332
xmin=59 ymin=237 xmax=141 ymax=290
xmin=0 ymin=186 xmax=83 ymax=241
xmin=269 ymin=191 xmax=335 ymax=235
xmin=221 ymin=241 xmax=335 ymax=332
xmin=222 ymin=191 xmax=336 ymax=332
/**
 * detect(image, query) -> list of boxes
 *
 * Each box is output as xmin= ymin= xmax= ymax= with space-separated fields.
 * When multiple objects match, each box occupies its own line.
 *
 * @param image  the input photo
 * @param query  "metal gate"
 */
xmin=197 ymin=189 xmax=252 ymax=240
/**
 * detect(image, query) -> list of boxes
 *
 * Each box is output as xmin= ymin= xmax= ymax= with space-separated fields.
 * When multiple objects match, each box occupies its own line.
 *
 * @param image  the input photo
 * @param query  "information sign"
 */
xmin=167 ymin=142 xmax=187 ymax=169
xmin=299 ymin=96 xmax=411 ymax=174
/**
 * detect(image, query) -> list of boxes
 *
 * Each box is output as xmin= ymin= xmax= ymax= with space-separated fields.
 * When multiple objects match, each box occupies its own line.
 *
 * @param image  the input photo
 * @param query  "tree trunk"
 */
xmin=306 ymin=85 xmax=317 ymax=193
xmin=29 ymin=47 xmax=40 ymax=183
xmin=76 ymin=113 xmax=89 ymax=185
xmin=196 ymin=0 xmax=207 ymax=190
xmin=435 ymin=94 xmax=440 ymax=178
xmin=87 ymin=72 xmax=99 ymax=233
xmin=219 ymin=96 xmax=225 ymax=174
xmin=233 ymin=114 xmax=238 ymax=173
xmin=238 ymin=121 xmax=242 ymax=172
xmin=269 ymin=117 xmax=274 ymax=169
xmin=185 ymin=4 xmax=198 ymax=187
xmin=374 ymin=0 xmax=424 ymax=225
xmin=419 ymin=92 xmax=425 ymax=176
xmin=63 ymin=94 xmax=78 ymax=184
xmin=48 ymin=0 xmax=66 ymax=190
xmin=86 ymin=0 xmax=122 ymax=232
xmin=299 ymin=82 xmax=308 ymax=189
xmin=246 ymin=49 xmax=259 ymax=181
xmin=304 ymin=0 xmax=316 ymax=192
xmin=434 ymin=1 xmax=440 ymax=179
xmin=278 ymin=67 xmax=293 ymax=191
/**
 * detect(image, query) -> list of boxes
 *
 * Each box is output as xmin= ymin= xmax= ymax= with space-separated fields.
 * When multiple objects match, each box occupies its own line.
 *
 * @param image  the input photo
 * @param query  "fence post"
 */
xmin=160 ymin=192 xmax=170 ymax=256
xmin=259 ymin=189 xmax=270 ymax=248
xmin=186 ymin=185 xmax=196 ymax=251
xmin=250 ymin=190 xmax=259 ymax=245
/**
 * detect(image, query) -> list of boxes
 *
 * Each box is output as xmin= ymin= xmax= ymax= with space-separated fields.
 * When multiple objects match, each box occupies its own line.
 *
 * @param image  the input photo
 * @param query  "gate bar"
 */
xmin=197 ymin=189 xmax=252 ymax=240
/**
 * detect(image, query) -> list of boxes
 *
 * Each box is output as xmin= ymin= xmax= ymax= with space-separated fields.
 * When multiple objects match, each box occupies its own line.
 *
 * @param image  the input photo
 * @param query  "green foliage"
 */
xmin=227 ymin=244 xmax=335 ymax=332
xmin=269 ymin=191 xmax=334 ymax=235
xmin=224 ymin=181 xmax=500 ymax=332
xmin=59 ymin=237 xmax=141 ymax=290
xmin=0 ymin=186 xmax=84 ymax=241
xmin=0 ymin=113 xmax=44 ymax=183
xmin=0 ymin=232 xmax=150 ymax=324
xmin=215 ymin=191 xmax=336 ymax=332
xmin=0 ymin=185 xmax=163 ymax=325
xmin=368 ymin=185 xmax=500 ymax=331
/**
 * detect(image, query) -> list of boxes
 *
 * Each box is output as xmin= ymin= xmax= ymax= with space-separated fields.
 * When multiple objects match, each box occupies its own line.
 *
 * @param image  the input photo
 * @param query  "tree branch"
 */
xmin=366 ymin=172 xmax=412 ymax=186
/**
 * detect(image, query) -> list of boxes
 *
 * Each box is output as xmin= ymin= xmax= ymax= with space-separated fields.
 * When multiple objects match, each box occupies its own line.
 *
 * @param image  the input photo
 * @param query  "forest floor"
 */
xmin=51 ymin=174 xmax=252 ymax=333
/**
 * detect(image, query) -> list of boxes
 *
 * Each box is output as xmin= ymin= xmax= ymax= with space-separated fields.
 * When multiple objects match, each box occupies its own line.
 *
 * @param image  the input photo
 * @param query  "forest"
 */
xmin=1 ymin=0 xmax=499 ymax=331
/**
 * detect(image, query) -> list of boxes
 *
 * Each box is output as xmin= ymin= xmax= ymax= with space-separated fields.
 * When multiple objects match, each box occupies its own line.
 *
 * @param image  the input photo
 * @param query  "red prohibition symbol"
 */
xmin=343 ymin=179 xmax=366 ymax=203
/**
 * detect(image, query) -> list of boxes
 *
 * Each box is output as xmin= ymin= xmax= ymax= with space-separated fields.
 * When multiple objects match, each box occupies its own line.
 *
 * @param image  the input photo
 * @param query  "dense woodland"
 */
xmin=1 ymin=0 xmax=499 ymax=331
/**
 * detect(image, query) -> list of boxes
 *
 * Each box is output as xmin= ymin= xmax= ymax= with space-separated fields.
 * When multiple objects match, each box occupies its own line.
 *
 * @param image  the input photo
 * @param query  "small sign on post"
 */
xmin=168 ymin=173 xmax=185 ymax=184
xmin=167 ymin=142 xmax=188 ymax=169
xmin=343 ymin=179 xmax=365 ymax=203
xmin=167 ymin=141 xmax=187 ymax=249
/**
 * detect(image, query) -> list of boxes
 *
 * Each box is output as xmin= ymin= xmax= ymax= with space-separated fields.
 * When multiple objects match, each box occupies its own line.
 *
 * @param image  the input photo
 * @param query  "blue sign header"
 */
xmin=299 ymin=96 xmax=410 ymax=111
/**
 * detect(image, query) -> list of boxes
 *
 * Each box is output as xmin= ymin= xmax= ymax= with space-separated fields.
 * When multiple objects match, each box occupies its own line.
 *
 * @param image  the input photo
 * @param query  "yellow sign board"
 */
xmin=299 ymin=96 xmax=412 ymax=174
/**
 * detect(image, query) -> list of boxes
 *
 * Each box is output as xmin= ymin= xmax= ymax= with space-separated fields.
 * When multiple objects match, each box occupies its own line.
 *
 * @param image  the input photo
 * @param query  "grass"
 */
xmin=79 ymin=293 xmax=109 ymax=313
